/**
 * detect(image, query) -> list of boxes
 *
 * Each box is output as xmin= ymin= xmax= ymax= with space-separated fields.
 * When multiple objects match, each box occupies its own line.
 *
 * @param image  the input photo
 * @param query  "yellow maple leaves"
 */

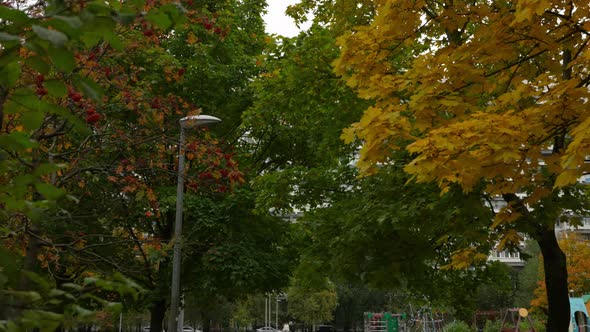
xmin=335 ymin=0 xmax=590 ymax=207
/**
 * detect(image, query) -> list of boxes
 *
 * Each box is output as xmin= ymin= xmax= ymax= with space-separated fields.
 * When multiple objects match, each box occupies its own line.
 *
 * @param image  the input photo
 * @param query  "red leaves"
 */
xmin=183 ymin=140 xmax=244 ymax=194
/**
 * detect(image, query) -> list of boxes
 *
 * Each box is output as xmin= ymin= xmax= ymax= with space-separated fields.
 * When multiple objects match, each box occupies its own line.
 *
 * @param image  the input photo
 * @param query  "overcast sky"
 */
xmin=263 ymin=0 xmax=312 ymax=37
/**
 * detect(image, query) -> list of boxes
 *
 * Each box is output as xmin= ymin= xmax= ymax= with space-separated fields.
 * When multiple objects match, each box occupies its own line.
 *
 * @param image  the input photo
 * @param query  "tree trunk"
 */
xmin=150 ymin=298 xmax=167 ymax=332
xmin=537 ymin=227 xmax=570 ymax=332
xmin=203 ymin=315 xmax=210 ymax=332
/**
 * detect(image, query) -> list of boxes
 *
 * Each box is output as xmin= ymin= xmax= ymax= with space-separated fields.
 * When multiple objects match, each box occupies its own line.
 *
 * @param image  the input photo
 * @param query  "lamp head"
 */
xmin=180 ymin=115 xmax=222 ymax=128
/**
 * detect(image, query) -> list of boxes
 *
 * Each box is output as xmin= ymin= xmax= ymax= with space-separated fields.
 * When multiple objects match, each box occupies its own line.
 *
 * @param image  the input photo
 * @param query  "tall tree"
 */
xmin=333 ymin=1 xmax=590 ymax=331
xmin=245 ymin=3 xmax=504 ymax=323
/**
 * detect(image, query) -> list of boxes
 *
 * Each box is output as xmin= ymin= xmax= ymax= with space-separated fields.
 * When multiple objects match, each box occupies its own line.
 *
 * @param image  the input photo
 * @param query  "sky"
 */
xmin=262 ymin=0 xmax=312 ymax=37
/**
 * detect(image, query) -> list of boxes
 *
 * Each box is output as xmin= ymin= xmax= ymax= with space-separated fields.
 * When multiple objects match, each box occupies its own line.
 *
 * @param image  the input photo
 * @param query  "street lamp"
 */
xmin=169 ymin=115 xmax=221 ymax=332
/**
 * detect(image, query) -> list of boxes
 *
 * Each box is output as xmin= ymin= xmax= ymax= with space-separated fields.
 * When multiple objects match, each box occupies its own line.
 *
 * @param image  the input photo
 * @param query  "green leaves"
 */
xmin=147 ymin=10 xmax=173 ymax=30
xmin=25 ymin=56 xmax=51 ymax=74
xmin=21 ymin=109 xmax=45 ymax=130
xmin=54 ymin=15 xmax=83 ymax=29
xmin=32 ymin=25 xmax=68 ymax=46
xmin=0 ymin=5 xmax=31 ymax=23
xmin=35 ymin=183 xmax=66 ymax=200
xmin=0 ymin=61 xmax=21 ymax=88
xmin=44 ymin=80 xmax=67 ymax=97
xmin=0 ymin=269 xmax=141 ymax=331
xmin=73 ymin=74 xmax=104 ymax=101
xmin=48 ymin=46 xmax=75 ymax=73
xmin=0 ymin=32 xmax=20 ymax=41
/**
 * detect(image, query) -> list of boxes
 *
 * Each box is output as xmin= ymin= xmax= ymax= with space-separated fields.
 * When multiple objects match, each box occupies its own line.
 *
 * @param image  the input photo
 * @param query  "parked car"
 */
xmin=182 ymin=327 xmax=195 ymax=332
xmin=315 ymin=325 xmax=335 ymax=332
xmin=256 ymin=327 xmax=276 ymax=332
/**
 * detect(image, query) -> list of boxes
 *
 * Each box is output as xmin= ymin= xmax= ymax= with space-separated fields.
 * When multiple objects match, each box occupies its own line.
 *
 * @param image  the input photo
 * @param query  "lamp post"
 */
xmin=169 ymin=115 xmax=221 ymax=332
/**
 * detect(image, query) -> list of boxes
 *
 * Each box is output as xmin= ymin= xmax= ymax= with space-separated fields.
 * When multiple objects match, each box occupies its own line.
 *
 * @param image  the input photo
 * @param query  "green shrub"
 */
xmin=482 ymin=319 xmax=502 ymax=332
xmin=481 ymin=317 xmax=546 ymax=332
xmin=519 ymin=318 xmax=545 ymax=332
xmin=443 ymin=320 xmax=473 ymax=332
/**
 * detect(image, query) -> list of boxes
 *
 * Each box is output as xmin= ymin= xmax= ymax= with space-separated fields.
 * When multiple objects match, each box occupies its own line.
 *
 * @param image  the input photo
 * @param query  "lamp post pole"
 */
xmin=169 ymin=115 xmax=221 ymax=332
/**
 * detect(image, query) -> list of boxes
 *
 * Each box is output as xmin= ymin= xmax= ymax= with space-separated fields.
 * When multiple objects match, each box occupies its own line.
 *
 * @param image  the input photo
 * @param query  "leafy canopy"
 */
xmin=335 ymin=0 xmax=590 ymax=200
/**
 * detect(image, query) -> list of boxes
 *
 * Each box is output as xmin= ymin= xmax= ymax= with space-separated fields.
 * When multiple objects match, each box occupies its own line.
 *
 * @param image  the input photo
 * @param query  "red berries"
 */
xmin=85 ymin=108 xmax=102 ymax=125
xmin=66 ymin=87 xmax=103 ymax=125
xmin=35 ymin=74 xmax=45 ymax=85
xmin=68 ymin=90 xmax=83 ymax=102
xmin=34 ymin=73 xmax=47 ymax=96
xmin=36 ymin=87 xmax=48 ymax=96
xmin=86 ymin=112 xmax=101 ymax=124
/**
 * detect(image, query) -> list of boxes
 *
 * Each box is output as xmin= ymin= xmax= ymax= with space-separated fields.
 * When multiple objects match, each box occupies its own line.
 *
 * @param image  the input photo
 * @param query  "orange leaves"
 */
xmin=186 ymin=32 xmax=198 ymax=44
xmin=163 ymin=66 xmax=186 ymax=83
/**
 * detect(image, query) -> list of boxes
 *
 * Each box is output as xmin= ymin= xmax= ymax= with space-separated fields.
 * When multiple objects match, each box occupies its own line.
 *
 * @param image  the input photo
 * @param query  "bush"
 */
xmin=519 ymin=318 xmax=545 ymax=332
xmin=443 ymin=320 xmax=473 ymax=332
xmin=481 ymin=317 xmax=545 ymax=332
xmin=482 ymin=320 xmax=501 ymax=332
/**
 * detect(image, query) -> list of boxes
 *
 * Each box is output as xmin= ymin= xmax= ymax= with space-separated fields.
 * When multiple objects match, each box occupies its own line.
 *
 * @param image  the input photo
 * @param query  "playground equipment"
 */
xmin=406 ymin=306 xmax=444 ymax=332
xmin=499 ymin=308 xmax=536 ymax=332
xmin=570 ymin=297 xmax=589 ymax=332
xmin=364 ymin=312 xmax=406 ymax=332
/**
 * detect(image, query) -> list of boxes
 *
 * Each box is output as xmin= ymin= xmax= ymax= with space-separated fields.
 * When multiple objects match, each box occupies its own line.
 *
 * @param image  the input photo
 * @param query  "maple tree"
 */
xmin=330 ymin=1 xmax=590 ymax=331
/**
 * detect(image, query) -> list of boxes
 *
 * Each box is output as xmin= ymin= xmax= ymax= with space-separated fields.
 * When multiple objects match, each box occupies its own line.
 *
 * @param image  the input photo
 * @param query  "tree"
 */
xmin=475 ymin=261 xmax=515 ymax=311
xmin=1 ymin=0 xmax=281 ymax=329
xmin=332 ymin=1 xmax=590 ymax=331
xmin=287 ymin=282 xmax=338 ymax=328
xmin=0 ymin=0 xmax=196 ymax=326
xmin=532 ymin=234 xmax=590 ymax=313
xmin=245 ymin=6 xmax=506 ymax=323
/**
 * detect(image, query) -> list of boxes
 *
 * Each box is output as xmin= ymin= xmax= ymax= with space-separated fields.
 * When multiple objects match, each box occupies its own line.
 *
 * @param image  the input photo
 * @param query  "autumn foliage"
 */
xmin=335 ymin=0 xmax=590 ymax=203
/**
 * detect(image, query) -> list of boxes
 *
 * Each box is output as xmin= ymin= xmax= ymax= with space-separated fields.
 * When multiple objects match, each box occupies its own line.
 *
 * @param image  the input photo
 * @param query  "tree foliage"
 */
xmin=287 ymin=282 xmax=338 ymax=326
xmin=330 ymin=1 xmax=590 ymax=331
